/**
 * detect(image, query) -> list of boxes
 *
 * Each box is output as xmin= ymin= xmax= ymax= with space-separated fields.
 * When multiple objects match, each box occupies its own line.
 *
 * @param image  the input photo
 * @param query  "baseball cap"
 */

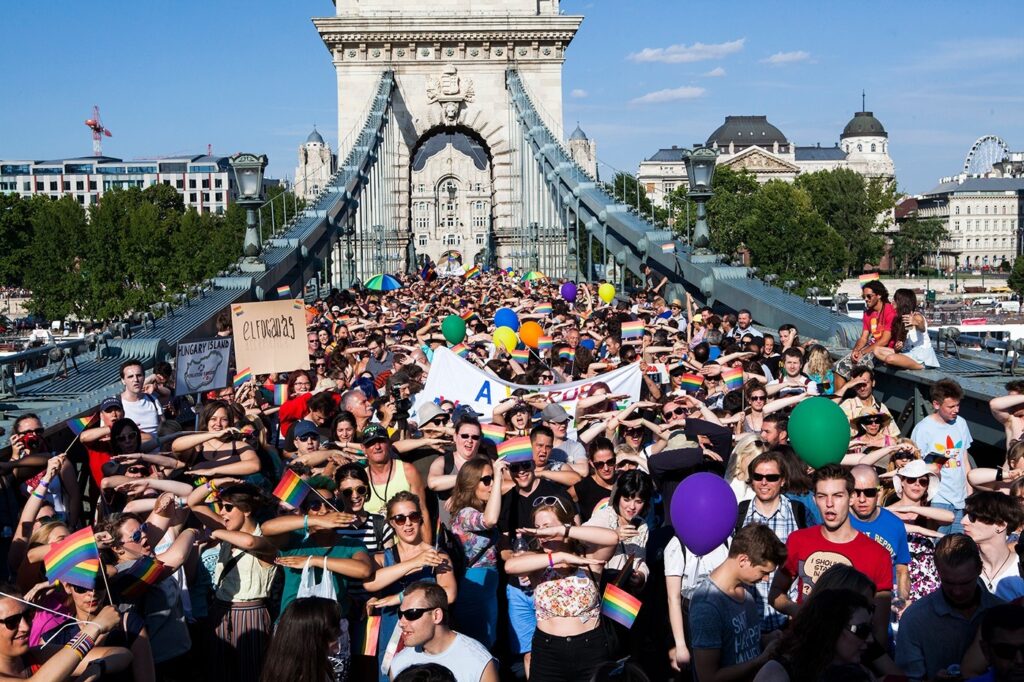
xmin=540 ymin=403 xmax=571 ymax=423
xmin=452 ymin=404 xmax=483 ymax=422
xmin=361 ymin=423 xmax=390 ymax=445
xmin=293 ymin=420 xmax=319 ymax=440
xmin=100 ymin=396 xmax=123 ymax=412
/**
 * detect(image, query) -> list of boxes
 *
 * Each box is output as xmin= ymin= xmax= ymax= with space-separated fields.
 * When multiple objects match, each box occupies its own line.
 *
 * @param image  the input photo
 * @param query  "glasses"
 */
xmin=749 ymin=395 xmax=767 ymax=402
xmin=427 ymin=416 xmax=449 ymax=426
xmin=509 ymin=461 xmax=535 ymax=474
xmin=845 ymin=622 xmax=872 ymax=640
xmin=296 ymin=433 xmax=319 ymax=443
xmin=965 ymin=512 xmax=997 ymax=525
xmin=532 ymin=496 xmax=569 ymax=516
xmin=861 ymin=417 xmax=884 ymax=425
xmin=17 ymin=428 xmax=44 ymax=436
xmin=339 ymin=485 xmax=368 ymax=498
xmin=616 ymin=461 xmax=638 ymax=470
xmin=539 ymin=374 xmax=553 ymax=380
xmin=305 ymin=499 xmax=328 ymax=512
xmin=893 ymin=451 xmax=914 ymax=460
xmin=390 ymin=511 xmax=423 ymax=525
xmin=593 ymin=459 xmax=616 ymax=470
xmin=852 ymin=488 xmax=879 ymax=498
xmin=900 ymin=476 xmax=930 ymax=487
xmin=750 ymin=473 xmax=782 ymax=483
xmin=221 ymin=502 xmax=239 ymax=513
xmin=398 ymin=606 xmax=440 ymax=622
xmin=0 ymin=611 xmax=31 ymax=630
xmin=664 ymin=408 xmax=685 ymax=418
xmin=67 ymin=583 xmax=102 ymax=595
xmin=989 ymin=642 xmax=1024 ymax=660
xmin=457 ymin=432 xmax=481 ymax=441
xmin=123 ymin=523 xmax=149 ymax=545
xmin=479 ymin=475 xmax=494 ymax=486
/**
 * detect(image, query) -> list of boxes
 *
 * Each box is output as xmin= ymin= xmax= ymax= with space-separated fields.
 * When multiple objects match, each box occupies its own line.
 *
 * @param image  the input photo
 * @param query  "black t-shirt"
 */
xmin=499 ymin=479 xmax=576 ymax=540
xmin=574 ymin=476 xmax=613 ymax=522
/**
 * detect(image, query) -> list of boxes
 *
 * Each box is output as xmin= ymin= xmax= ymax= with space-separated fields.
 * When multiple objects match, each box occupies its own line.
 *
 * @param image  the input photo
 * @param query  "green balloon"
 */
xmin=788 ymin=397 xmax=851 ymax=469
xmin=441 ymin=315 xmax=467 ymax=345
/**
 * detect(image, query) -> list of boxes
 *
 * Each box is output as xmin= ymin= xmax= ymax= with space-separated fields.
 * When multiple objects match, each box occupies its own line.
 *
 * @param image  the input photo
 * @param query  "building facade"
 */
xmin=294 ymin=128 xmax=337 ymax=201
xmin=0 ymin=155 xmax=236 ymax=214
xmin=567 ymin=124 xmax=598 ymax=180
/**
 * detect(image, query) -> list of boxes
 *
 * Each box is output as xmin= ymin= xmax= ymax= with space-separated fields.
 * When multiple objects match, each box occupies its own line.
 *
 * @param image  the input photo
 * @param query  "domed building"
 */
xmin=567 ymin=123 xmax=598 ymax=180
xmin=294 ymin=127 xmax=337 ymax=201
xmin=706 ymin=115 xmax=801 ymax=181
xmin=840 ymin=110 xmax=894 ymax=178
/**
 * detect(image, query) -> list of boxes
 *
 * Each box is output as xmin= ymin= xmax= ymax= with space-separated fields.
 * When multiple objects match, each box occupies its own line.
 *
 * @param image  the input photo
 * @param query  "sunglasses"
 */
xmin=17 ymin=428 xmax=44 ymax=436
xmin=664 ymin=408 xmax=686 ymax=419
xmin=457 ymin=433 xmax=481 ymax=441
xmin=296 ymin=433 xmax=319 ymax=443
xmin=398 ymin=606 xmax=440 ymax=622
xmin=989 ymin=642 xmax=1024 ymax=660
xmin=893 ymin=451 xmax=914 ymax=460
xmin=749 ymin=396 xmax=767 ymax=402
xmin=616 ymin=461 xmax=638 ymax=470
xmin=846 ymin=622 xmax=872 ymax=640
xmin=339 ymin=485 xmax=368 ymax=498
xmin=593 ymin=459 xmax=616 ymax=470
xmin=67 ymin=583 xmax=102 ymax=595
xmin=852 ymin=488 xmax=879 ymax=498
xmin=479 ymin=475 xmax=494 ymax=486
xmin=750 ymin=473 xmax=782 ymax=483
xmin=900 ymin=476 xmax=930 ymax=487
xmin=861 ymin=418 xmax=884 ymax=425
xmin=966 ymin=512 xmax=997 ymax=525
xmin=305 ymin=499 xmax=329 ymax=512
xmin=124 ymin=523 xmax=149 ymax=545
xmin=428 ymin=417 xmax=448 ymax=426
xmin=390 ymin=511 xmax=423 ymax=525
xmin=0 ymin=611 xmax=31 ymax=630
xmin=221 ymin=502 xmax=239 ymax=513
xmin=509 ymin=461 xmax=535 ymax=473
xmin=533 ymin=496 xmax=569 ymax=516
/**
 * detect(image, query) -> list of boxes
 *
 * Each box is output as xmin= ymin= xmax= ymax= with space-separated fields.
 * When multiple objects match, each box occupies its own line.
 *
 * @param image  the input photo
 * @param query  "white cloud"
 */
xmin=761 ymin=50 xmax=811 ymax=65
xmin=703 ymin=66 xmax=726 ymax=78
xmin=627 ymin=38 xmax=745 ymax=64
xmin=630 ymin=86 xmax=706 ymax=105
xmin=570 ymin=88 xmax=588 ymax=99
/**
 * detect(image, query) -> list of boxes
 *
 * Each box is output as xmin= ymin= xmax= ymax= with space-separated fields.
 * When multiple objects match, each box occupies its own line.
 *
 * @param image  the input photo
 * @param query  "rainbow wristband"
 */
xmin=31 ymin=488 xmax=47 ymax=500
xmin=66 ymin=631 xmax=95 ymax=660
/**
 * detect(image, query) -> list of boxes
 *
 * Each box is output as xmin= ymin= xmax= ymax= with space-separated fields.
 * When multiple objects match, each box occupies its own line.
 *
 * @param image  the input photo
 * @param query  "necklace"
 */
xmin=981 ymin=549 xmax=1013 ymax=590
xmin=368 ymin=459 xmax=394 ymax=506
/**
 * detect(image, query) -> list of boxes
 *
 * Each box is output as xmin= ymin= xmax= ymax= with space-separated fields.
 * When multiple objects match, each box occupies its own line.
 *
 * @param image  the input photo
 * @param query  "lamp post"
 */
xmin=682 ymin=146 xmax=718 ymax=251
xmin=229 ymin=153 xmax=268 ymax=259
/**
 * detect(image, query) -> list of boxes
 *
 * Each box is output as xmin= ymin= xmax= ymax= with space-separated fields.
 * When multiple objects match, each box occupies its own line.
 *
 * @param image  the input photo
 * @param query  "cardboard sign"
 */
xmin=175 ymin=337 xmax=232 ymax=395
xmin=231 ymin=299 xmax=309 ymax=376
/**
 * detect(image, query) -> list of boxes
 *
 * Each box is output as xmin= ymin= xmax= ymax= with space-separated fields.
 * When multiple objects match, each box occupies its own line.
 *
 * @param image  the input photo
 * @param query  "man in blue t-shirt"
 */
xmin=849 ymin=465 xmax=912 ymax=604
xmin=911 ymin=379 xmax=974 ymax=533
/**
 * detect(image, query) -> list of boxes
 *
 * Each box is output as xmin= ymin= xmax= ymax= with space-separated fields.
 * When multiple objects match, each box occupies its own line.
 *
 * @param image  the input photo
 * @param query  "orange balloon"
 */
xmin=519 ymin=321 xmax=543 ymax=349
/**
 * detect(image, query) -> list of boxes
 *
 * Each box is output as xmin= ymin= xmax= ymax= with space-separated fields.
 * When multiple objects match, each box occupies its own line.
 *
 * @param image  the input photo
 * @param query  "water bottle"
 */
xmin=512 ymin=532 xmax=528 ymax=554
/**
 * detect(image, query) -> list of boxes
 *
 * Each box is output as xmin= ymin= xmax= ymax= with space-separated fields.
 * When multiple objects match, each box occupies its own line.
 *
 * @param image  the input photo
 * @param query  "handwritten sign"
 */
xmin=231 ymin=299 xmax=309 ymax=375
xmin=174 ymin=337 xmax=232 ymax=395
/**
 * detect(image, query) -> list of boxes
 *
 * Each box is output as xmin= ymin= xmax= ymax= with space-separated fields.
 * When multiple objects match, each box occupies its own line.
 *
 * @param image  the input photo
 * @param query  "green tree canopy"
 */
xmin=889 ymin=217 xmax=949 ymax=274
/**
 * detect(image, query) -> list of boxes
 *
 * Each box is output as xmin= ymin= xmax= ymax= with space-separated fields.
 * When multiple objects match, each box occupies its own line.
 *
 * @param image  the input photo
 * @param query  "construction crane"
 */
xmin=83 ymin=105 xmax=112 ymax=157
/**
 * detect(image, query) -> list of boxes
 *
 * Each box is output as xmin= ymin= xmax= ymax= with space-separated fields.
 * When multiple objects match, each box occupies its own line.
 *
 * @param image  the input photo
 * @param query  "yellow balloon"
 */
xmin=598 ymin=283 xmax=616 ymax=304
xmin=493 ymin=326 xmax=518 ymax=353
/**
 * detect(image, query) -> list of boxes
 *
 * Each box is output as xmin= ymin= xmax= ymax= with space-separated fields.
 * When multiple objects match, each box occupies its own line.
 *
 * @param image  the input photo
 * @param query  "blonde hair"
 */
xmin=29 ymin=521 xmax=69 ymax=549
xmin=727 ymin=433 xmax=768 ymax=483
xmin=803 ymin=345 xmax=834 ymax=379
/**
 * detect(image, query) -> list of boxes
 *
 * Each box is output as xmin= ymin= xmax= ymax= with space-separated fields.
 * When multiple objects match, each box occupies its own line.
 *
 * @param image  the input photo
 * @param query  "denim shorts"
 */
xmin=506 ymin=584 xmax=537 ymax=654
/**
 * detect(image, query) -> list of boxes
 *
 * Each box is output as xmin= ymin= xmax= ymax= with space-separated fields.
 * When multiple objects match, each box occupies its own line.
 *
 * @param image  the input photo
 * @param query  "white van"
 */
xmin=999 ymin=300 xmax=1021 ymax=313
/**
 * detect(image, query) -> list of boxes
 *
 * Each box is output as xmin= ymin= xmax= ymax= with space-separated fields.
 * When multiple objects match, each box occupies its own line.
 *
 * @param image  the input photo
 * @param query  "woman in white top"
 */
xmin=583 ymin=469 xmax=652 ymax=589
xmin=874 ymin=288 xmax=939 ymax=370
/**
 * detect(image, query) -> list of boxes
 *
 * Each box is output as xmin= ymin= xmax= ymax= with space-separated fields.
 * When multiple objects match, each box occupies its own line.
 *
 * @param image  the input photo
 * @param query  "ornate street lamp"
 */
xmin=229 ymin=153 xmax=268 ymax=259
xmin=682 ymin=146 xmax=718 ymax=250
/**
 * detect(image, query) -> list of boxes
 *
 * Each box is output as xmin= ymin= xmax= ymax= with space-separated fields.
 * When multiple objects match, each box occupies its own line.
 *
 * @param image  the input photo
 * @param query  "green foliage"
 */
xmin=1008 ymin=258 xmax=1024 ymax=301
xmin=889 ymin=217 xmax=949 ymax=274
xmin=664 ymin=166 xmax=760 ymax=254
xmin=604 ymin=172 xmax=655 ymax=220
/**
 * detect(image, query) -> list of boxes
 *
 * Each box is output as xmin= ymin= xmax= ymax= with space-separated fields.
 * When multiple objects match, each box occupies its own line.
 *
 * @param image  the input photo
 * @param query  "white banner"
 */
xmin=413 ymin=348 xmax=643 ymax=432
xmin=174 ymin=337 xmax=232 ymax=395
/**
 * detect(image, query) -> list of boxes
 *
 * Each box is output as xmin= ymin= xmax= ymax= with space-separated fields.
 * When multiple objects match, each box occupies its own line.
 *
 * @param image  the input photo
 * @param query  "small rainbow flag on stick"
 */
xmin=44 ymin=526 xmax=100 ymax=589
xmin=601 ymin=583 xmax=642 ymax=628
xmin=559 ymin=348 xmax=576 ymax=362
xmin=680 ymin=373 xmax=705 ymax=393
xmin=460 ymin=310 xmax=477 ymax=322
xmin=496 ymin=436 xmax=533 ymax=463
xmin=722 ymin=366 xmax=744 ymax=391
xmin=362 ymin=615 xmax=381 ymax=656
xmin=661 ymin=243 xmax=675 ymax=254
xmin=481 ymin=423 xmax=506 ymax=444
xmin=535 ymin=303 xmax=553 ymax=316
xmin=464 ymin=266 xmax=481 ymax=280
xmin=274 ymin=384 xmax=289 ymax=405
xmin=450 ymin=343 xmax=470 ymax=359
xmin=272 ymin=469 xmax=311 ymax=508
xmin=511 ymin=348 xmax=530 ymax=364
xmin=621 ymin=319 xmax=644 ymax=340
xmin=276 ymin=285 xmax=291 ymax=297
xmin=538 ymin=336 xmax=553 ymax=352
xmin=67 ymin=414 xmax=96 ymax=437
xmin=233 ymin=368 xmax=253 ymax=388
xmin=859 ymin=272 xmax=880 ymax=284
xmin=112 ymin=556 xmax=174 ymax=599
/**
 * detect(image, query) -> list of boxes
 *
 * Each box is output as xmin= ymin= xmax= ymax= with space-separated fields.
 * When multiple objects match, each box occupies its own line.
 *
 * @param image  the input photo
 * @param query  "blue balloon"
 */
xmin=493 ymin=307 xmax=520 ymax=332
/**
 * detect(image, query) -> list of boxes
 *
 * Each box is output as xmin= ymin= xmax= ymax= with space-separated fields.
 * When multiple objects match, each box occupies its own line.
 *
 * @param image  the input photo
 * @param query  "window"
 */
xmin=203 ymin=193 xmax=210 ymax=202
xmin=967 ymin=206 xmax=971 ymax=215
xmin=418 ymin=184 xmax=425 ymax=193
xmin=76 ymin=181 xmax=84 ymax=191
xmin=23 ymin=182 xmax=31 ymax=191
xmin=189 ymin=193 xmax=197 ymax=203
xmin=175 ymin=180 xmax=184 ymax=189
xmin=857 ymin=143 xmax=863 ymax=152
xmin=89 ymin=181 xmax=97 ymax=191
xmin=954 ymin=221 xmax=960 ymax=231
xmin=475 ymin=232 xmax=485 ymax=245
xmin=215 ymin=192 xmax=223 ymax=202
xmin=955 ymin=206 xmax=960 ymax=215
xmin=77 ymin=195 xmax=85 ymax=205
xmin=35 ymin=182 xmax=43 ymax=191
xmin=189 ymin=179 xmax=197 ymax=189
xmin=473 ymin=215 xmax=486 ymax=228
xmin=414 ymin=216 xmax=429 ymax=229
xmin=215 ymin=178 xmax=223 ymax=188
xmin=201 ymin=179 xmax=210 ymax=189
xmin=62 ymin=181 xmax=70 ymax=191
xmin=417 ymin=234 xmax=427 ymax=247
xmin=49 ymin=181 xmax=58 ymax=191
xmin=870 ymin=143 xmax=876 ymax=152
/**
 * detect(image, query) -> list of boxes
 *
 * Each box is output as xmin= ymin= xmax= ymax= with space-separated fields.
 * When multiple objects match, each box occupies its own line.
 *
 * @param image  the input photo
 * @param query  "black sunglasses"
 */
xmin=900 ymin=476 xmax=930 ymax=487
xmin=966 ymin=511 xmax=997 ymax=525
xmin=479 ymin=475 xmax=494 ymax=486
xmin=846 ymin=622 xmax=872 ymax=640
xmin=305 ymin=499 xmax=328 ymax=512
xmin=398 ymin=606 xmax=440 ymax=622
xmin=296 ymin=433 xmax=319 ymax=442
xmin=509 ymin=461 xmax=535 ymax=473
xmin=749 ymin=395 xmax=767 ymax=402
xmin=390 ymin=511 xmax=423 ymax=525
xmin=221 ymin=502 xmax=238 ymax=513
xmin=616 ymin=461 xmax=637 ymax=470
xmin=593 ymin=459 xmax=616 ymax=470
xmin=852 ymin=488 xmax=879 ymax=498
xmin=17 ymin=428 xmax=44 ymax=436
xmin=0 ymin=611 xmax=31 ymax=630
xmin=861 ymin=417 xmax=884 ymax=425
xmin=458 ymin=433 xmax=481 ymax=441
xmin=664 ymin=408 xmax=685 ymax=418
xmin=750 ymin=473 xmax=782 ymax=483
xmin=339 ymin=485 xmax=368 ymax=498
xmin=67 ymin=583 xmax=102 ymax=595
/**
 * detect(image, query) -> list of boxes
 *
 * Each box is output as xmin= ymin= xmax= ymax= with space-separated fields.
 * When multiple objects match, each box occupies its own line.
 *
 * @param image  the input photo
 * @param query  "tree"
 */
xmin=22 ymin=197 xmax=89 ymax=321
xmin=1008 ymin=258 xmax=1024 ymax=302
xmin=664 ymin=166 xmax=760 ymax=253
xmin=604 ymin=172 xmax=655 ymax=221
xmin=889 ymin=217 xmax=949 ymax=274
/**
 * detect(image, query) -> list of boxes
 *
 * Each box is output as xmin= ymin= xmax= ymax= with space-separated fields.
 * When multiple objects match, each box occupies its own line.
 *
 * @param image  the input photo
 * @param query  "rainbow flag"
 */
xmin=535 ymin=303 xmax=553 ymax=316
xmin=859 ymin=272 xmax=880 ymax=283
xmin=722 ymin=366 xmax=744 ymax=391
xmin=538 ymin=336 xmax=553 ymax=352
xmin=67 ymin=414 xmax=95 ymax=436
xmin=233 ymin=368 xmax=253 ymax=388
xmin=113 ymin=556 xmax=174 ymax=599
xmin=680 ymin=373 xmax=705 ymax=393
xmin=496 ymin=436 xmax=533 ymax=463
xmin=274 ymin=384 xmax=288 ymax=405
xmin=601 ymin=583 xmax=642 ymax=628
xmin=464 ymin=266 xmax=481 ymax=279
xmin=510 ymin=348 xmax=530 ymax=364
xmin=450 ymin=343 xmax=470 ymax=359
xmin=559 ymin=348 xmax=576 ymax=362
xmin=276 ymin=285 xmax=291 ymax=298
xmin=272 ymin=468 xmax=311 ymax=508
xmin=362 ymin=615 xmax=381 ymax=656
xmin=460 ymin=310 xmax=477 ymax=322
xmin=621 ymin=319 xmax=644 ymax=340
xmin=661 ymin=243 xmax=675 ymax=254
xmin=44 ymin=526 xmax=100 ymax=589
xmin=481 ymin=423 xmax=506 ymax=444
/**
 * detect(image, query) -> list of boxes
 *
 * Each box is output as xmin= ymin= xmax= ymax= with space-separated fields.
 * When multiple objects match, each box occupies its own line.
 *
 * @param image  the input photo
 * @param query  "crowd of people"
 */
xmin=0 ymin=270 xmax=1023 ymax=682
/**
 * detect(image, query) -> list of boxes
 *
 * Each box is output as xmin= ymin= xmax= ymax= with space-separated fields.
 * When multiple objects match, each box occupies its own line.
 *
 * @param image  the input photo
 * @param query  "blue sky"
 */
xmin=1 ymin=1 xmax=1021 ymax=195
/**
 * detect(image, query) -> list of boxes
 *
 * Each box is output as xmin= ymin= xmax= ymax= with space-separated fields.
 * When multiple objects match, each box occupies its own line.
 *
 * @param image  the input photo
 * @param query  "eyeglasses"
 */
xmin=479 ymin=475 xmax=494 ymax=486
xmin=17 ymin=428 xmax=44 ymax=436
xmin=509 ymin=461 xmax=535 ymax=474
xmin=845 ymin=622 xmax=872 ymax=640
xmin=124 ymin=523 xmax=149 ymax=545
xmin=616 ymin=461 xmax=638 ymax=470
xmin=67 ymin=583 xmax=102 ymax=595
xmin=428 ymin=417 xmax=448 ymax=426
xmin=221 ymin=502 xmax=239 ymax=513
xmin=390 ymin=511 xmax=423 ymax=525
xmin=0 ymin=611 xmax=31 ymax=630
xmin=852 ymin=488 xmax=879 ymax=498
xmin=532 ymin=496 xmax=569 ymax=516
xmin=339 ymin=485 xmax=367 ymax=498
xmin=664 ymin=408 xmax=685 ymax=418
xmin=305 ymin=499 xmax=328 ymax=512
xmin=988 ymin=642 xmax=1024 ymax=660
xmin=593 ymin=459 xmax=616 ymax=470
xmin=900 ymin=476 xmax=930 ymax=487
xmin=749 ymin=396 xmax=767 ymax=402
xmin=296 ymin=433 xmax=319 ymax=443
xmin=398 ymin=606 xmax=440 ymax=622
xmin=861 ymin=417 xmax=884 ymax=425
xmin=457 ymin=432 xmax=481 ymax=441
xmin=750 ymin=473 xmax=782 ymax=483
xmin=965 ymin=512 xmax=997 ymax=525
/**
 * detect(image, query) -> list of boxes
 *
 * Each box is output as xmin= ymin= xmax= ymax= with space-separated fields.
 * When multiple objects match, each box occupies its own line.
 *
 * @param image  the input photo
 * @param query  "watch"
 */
xmin=563 ymin=523 xmax=571 ymax=540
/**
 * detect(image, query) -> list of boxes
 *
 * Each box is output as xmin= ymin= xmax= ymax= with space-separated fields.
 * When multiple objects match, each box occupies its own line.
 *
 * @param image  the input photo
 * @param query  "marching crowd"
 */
xmin=1 ymin=270 xmax=1023 ymax=682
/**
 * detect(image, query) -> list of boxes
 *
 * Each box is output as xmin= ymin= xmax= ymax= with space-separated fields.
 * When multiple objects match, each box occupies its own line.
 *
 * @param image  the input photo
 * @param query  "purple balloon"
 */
xmin=560 ymin=282 xmax=578 ymax=302
xmin=669 ymin=472 xmax=738 ymax=556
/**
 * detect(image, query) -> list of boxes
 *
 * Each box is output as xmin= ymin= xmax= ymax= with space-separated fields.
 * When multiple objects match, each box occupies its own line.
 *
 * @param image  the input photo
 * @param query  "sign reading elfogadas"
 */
xmin=174 ymin=337 xmax=232 ymax=396
xmin=231 ymin=299 xmax=309 ymax=376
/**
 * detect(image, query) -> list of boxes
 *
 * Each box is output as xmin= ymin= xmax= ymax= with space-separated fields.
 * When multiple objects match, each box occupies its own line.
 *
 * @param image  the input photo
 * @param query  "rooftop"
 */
xmin=645 ymin=146 xmax=689 ymax=162
xmin=841 ymin=111 xmax=887 ymax=139
xmin=706 ymin=115 xmax=788 ymax=149
xmin=794 ymin=144 xmax=847 ymax=161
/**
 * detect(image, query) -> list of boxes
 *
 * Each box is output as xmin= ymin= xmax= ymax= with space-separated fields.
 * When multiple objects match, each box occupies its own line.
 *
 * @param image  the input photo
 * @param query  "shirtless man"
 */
xmin=989 ymin=380 xmax=1024 ymax=448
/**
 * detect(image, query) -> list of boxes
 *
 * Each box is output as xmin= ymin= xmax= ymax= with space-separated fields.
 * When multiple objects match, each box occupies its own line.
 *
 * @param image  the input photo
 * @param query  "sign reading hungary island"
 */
xmin=231 ymin=299 xmax=309 ymax=376
xmin=174 ymin=337 xmax=232 ymax=396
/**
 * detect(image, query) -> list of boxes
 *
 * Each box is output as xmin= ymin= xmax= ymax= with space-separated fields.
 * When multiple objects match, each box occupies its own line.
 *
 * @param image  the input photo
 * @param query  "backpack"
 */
xmin=435 ymin=522 xmax=495 ymax=581
xmin=734 ymin=498 xmax=810 ymax=535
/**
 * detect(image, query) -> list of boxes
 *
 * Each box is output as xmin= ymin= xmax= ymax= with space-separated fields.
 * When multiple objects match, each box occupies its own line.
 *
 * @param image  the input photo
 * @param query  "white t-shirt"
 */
xmin=122 ymin=393 xmax=163 ymax=436
xmin=664 ymin=537 xmax=729 ymax=599
xmin=390 ymin=632 xmax=494 ymax=682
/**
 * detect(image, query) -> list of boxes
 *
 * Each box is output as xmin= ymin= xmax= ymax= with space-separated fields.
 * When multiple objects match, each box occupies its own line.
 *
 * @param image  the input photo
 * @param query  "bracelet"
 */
xmin=563 ymin=524 xmax=571 ymax=540
xmin=303 ymin=514 xmax=309 ymax=536
xmin=209 ymin=480 xmax=219 ymax=493
xmin=996 ymin=468 xmax=1004 ymax=482
xmin=547 ymin=551 xmax=555 ymax=568
xmin=65 ymin=631 xmax=95 ymax=660
xmin=39 ymin=478 xmax=52 ymax=490
xmin=31 ymin=488 xmax=47 ymax=500
xmin=398 ymin=589 xmax=405 ymax=604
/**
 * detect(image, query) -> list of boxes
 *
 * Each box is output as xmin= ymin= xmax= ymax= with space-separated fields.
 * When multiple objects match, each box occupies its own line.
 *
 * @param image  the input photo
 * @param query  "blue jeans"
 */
xmin=933 ymin=502 xmax=964 ymax=535
xmin=506 ymin=583 xmax=537 ymax=654
xmin=453 ymin=567 xmax=498 ymax=648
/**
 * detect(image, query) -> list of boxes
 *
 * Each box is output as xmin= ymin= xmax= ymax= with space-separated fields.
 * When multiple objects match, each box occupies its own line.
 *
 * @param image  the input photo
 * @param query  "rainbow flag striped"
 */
xmin=274 ymin=384 xmax=288 ymax=405
xmin=272 ymin=469 xmax=311 ymax=508
xmin=464 ymin=266 xmax=481 ymax=280
xmin=602 ymin=583 xmax=642 ymax=628
xmin=450 ymin=343 xmax=470 ymax=359
xmin=722 ymin=366 xmax=744 ymax=391
xmin=680 ymin=373 xmax=705 ymax=393
xmin=510 ymin=348 xmax=530 ymax=364
xmin=535 ymin=303 xmax=553 ymax=316
xmin=362 ymin=614 xmax=381 ymax=656
xmin=481 ymin=423 xmax=506 ymax=444
xmin=233 ymin=368 xmax=253 ymax=388
xmin=44 ymin=526 xmax=100 ymax=589
xmin=460 ymin=310 xmax=477 ymax=322
xmin=113 ymin=556 xmax=174 ymax=599
xmin=859 ymin=272 xmax=880 ymax=283
xmin=496 ymin=436 xmax=533 ymax=463
xmin=276 ymin=285 xmax=291 ymax=298
xmin=537 ymin=336 xmax=553 ymax=352
xmin=621 ymin=319 xmax=644 ymax=339
xmin=559 ymin=348 xmax=576 ymax=362
xmin=661 ymin=243 xmax=675 ymax=254
xmin=67 ymin=414 xmax=95 ymax=436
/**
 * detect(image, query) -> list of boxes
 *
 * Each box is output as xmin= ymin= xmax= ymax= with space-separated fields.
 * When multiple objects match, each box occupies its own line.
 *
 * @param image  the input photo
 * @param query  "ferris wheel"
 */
xmin=963 ymin=135 xmax=1009 ymax=175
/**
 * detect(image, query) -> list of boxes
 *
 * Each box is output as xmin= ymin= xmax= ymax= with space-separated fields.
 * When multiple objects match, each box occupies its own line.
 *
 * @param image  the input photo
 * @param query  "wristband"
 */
xmin=209 ymin=480 xmax=219 ymax=493
xmin=39 ymin=478 xmax=52 ymax=490
xmin=398 ymin=589 xmax=405 ymax=604
xmin=32 ymin=487 xmax=47 ymax=500
xmin=563 ymin=524 xmax=571 ymax=540
xmin=996 ymin=468 xmax=1004 ymax=482
xmin=547 ymin=551 xmax=555 ymax=568
xmin=302 ymin=514 xmax=310 ymax=540
xmin=66 ymin=631 xmax=95 ymax=660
